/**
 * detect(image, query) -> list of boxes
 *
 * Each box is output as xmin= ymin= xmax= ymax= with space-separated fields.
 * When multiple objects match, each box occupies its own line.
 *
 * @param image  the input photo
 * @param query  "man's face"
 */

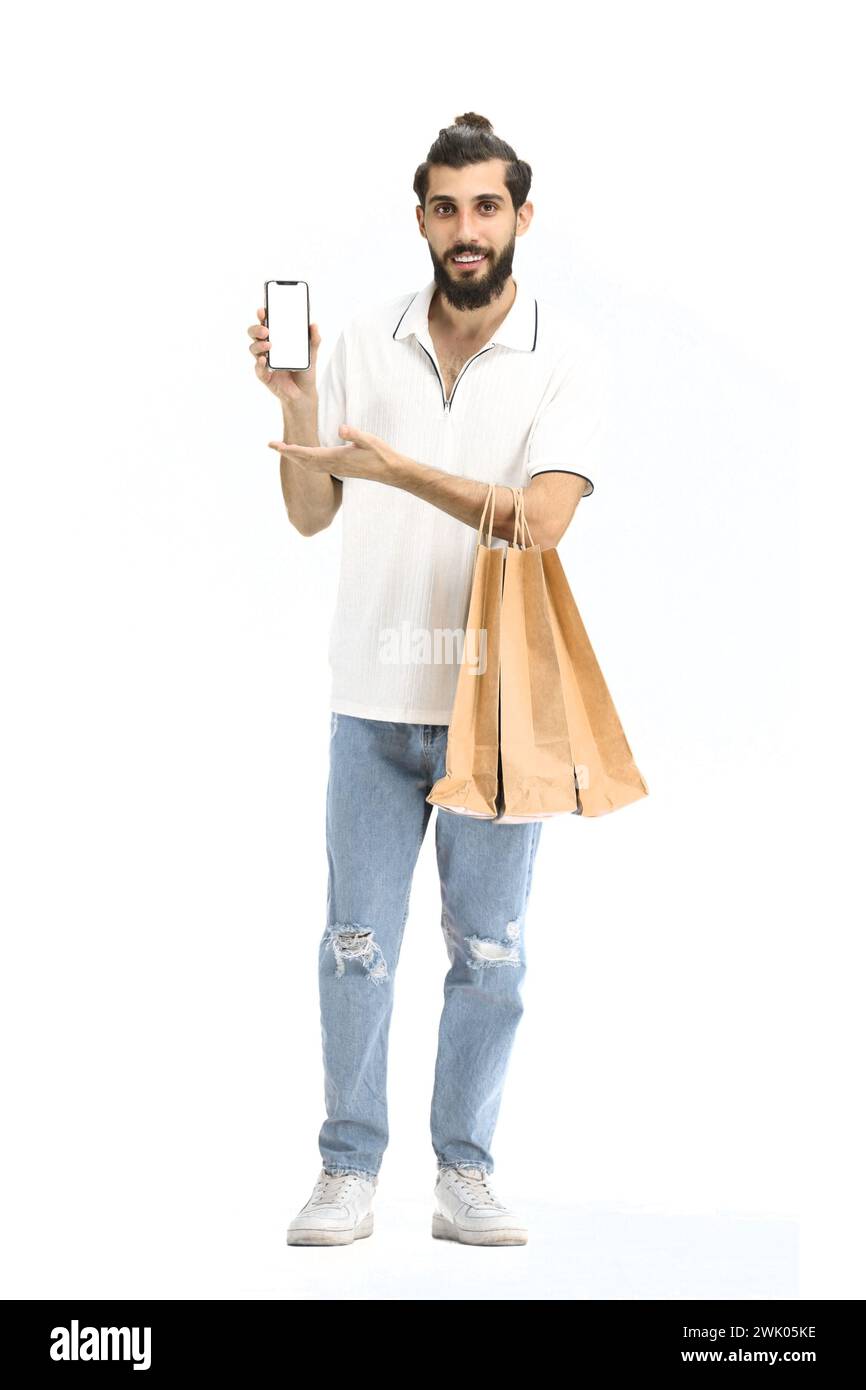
xmin=418 ymin=159 xmax=530 ymax=314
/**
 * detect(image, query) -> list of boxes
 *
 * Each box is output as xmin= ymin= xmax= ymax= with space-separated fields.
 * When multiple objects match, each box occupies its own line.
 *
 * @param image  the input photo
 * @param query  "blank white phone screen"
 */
xmin=266 ymin=282 xmax=309 ymax=370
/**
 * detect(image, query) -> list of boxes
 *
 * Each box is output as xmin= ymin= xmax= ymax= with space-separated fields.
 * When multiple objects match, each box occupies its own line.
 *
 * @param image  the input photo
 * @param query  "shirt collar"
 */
xmin=392 ymin=276 xmax=538 ymax=352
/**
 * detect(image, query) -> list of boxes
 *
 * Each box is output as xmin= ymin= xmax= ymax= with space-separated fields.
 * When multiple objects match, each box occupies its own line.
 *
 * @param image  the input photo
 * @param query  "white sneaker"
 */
xmin=432 ymin=1163 xmax=529 ymax=1245
xmin=286 ymin=1168 xmax=378 ymax=1246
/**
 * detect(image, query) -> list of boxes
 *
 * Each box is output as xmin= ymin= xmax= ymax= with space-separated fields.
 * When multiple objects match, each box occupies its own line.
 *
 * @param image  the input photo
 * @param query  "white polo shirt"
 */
xmin=316 ymin=275 xmax=610 ymax=724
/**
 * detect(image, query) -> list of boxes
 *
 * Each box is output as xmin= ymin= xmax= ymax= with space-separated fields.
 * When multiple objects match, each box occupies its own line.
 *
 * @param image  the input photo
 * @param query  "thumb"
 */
xmin=338 ymin=423 xmax=363 ymax=441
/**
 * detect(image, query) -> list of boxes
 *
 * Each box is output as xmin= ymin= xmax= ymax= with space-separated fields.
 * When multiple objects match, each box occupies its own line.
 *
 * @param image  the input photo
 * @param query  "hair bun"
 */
xmin=454 ymin=112 xmax=493 ymax=132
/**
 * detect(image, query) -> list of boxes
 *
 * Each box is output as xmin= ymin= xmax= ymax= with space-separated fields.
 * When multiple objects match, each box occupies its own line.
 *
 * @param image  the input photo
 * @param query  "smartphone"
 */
xmin=264 ymin=280 xmax=310 ymax=370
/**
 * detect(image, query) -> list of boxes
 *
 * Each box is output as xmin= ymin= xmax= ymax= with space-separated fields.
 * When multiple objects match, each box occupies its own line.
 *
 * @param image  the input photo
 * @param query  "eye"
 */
xmin=433 ymin=202 xmax=499 ymax=215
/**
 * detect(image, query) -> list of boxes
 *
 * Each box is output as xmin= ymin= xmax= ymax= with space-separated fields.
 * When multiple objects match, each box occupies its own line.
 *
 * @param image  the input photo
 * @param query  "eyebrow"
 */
xmin=429 ymin=193 xmax=505 ymax=205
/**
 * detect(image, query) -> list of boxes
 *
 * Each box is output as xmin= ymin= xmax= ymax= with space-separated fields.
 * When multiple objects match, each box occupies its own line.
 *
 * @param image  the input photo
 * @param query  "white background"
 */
xmin=2 ymin=0 xmax=863 ymax=1301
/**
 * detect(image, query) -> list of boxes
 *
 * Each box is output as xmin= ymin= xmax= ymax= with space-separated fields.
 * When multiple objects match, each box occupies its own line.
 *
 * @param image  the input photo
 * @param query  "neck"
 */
xmin=430 ymin=276 xmax=517 ymax=341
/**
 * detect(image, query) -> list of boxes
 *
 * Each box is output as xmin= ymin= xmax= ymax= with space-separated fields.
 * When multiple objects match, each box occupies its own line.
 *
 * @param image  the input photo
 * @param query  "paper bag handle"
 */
xmin=477 ymin=481 xmax=496 ymax=548
xmin=509 ymin=487 xmax=536 ymax=549
xmin=478 ymin=483 xmax=536 ymax=550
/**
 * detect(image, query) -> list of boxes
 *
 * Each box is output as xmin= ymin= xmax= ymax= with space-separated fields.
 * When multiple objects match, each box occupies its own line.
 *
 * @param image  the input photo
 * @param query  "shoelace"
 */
xmin=311 ymin=1170 xmax=360 ymax=1203
xmin=449 ymin=1165 xmax=508 ymax=1210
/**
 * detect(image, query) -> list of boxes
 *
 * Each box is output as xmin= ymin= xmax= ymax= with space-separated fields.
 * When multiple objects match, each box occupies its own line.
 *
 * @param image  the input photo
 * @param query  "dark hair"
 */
xmin=413 ymin=112 xmax=532 ymax=217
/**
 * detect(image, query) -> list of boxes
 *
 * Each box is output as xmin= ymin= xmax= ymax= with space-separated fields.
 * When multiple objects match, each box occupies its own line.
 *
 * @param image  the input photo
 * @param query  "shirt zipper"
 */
xmin=417 ymin=341 xmax=497 ymax=416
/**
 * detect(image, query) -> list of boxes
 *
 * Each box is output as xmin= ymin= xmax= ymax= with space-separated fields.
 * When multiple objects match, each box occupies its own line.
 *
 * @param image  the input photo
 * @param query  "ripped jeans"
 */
xmin=318 ymin=711 xmax=543 ymax=1180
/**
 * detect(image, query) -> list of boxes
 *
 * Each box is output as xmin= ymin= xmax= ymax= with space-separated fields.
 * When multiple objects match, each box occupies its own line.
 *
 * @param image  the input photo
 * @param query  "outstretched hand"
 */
xmin=268 ymin=424 xmax=401 ymax=482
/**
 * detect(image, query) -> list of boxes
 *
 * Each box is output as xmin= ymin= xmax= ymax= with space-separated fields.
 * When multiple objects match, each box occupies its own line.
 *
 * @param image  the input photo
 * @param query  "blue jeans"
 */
xmin=318 ymin=712 xmax=543 ymax=1180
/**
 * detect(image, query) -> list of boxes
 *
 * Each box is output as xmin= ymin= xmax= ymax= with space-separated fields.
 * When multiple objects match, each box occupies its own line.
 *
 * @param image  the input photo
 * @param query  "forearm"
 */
xmin=382 ymin=455 xmax=520 ymax=542
xmin=278 ymin=402 xmax=340 ymax=536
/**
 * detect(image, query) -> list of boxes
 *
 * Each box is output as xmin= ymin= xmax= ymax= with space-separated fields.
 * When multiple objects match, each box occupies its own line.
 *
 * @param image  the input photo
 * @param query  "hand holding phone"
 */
xmin=248 ymin=280 xmax=320 ymax=412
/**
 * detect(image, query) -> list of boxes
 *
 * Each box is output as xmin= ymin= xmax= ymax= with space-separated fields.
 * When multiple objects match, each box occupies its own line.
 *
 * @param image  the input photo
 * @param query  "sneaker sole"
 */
xmin=431 ymin=1212 xmax=528 ymax=1246
xmin=287 ymin=1212 xmax=374 ymax=1246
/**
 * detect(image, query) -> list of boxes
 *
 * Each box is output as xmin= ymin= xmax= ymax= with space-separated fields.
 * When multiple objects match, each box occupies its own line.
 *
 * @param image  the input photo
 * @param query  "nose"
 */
xmin=455 ymin=213 xmax=483 ymax=244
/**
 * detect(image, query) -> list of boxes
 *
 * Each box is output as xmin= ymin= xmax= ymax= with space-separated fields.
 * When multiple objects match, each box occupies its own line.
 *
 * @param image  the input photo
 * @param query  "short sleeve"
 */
xmin=316 ymin=330 xmax=350 ymax=480
xmin=526 ymin=346 xmax=610 ymax=498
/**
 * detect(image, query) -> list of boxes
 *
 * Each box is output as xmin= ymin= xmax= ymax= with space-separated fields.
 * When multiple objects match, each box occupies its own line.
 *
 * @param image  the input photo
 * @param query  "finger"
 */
xmin=250 ymin=338 xmax=271 ymax=356
xmin=268 ymin=442 xmax=310 ymax=458
xmin=268 ymin=441 xmax=321 ymax=457
xmin=257 ymin=307 xmax=265 ymax=322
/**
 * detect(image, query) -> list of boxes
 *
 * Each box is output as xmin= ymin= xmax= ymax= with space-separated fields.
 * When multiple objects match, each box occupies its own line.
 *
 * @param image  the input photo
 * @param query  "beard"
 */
xmin=428 ymin=231 xmax=517 ymax=311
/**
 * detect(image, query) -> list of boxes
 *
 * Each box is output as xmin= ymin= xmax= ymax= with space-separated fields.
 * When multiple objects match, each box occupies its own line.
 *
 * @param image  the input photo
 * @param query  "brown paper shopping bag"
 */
xmin=541 ymin=542 xmax=649 ymax=816
xmin=426 ymin=482 xmax=505 ymax=819
xmin=497 ymin=488 xmax=580 ymax=823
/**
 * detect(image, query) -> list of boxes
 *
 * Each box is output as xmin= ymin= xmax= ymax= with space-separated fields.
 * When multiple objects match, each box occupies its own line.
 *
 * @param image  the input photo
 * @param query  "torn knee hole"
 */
xmin=327 ymin=924 xmax=389 ymax=985
xmin=466 ymin=921 xmax=522 ymax=969
xmin=337 ymin=929 xmax=371 ymax=952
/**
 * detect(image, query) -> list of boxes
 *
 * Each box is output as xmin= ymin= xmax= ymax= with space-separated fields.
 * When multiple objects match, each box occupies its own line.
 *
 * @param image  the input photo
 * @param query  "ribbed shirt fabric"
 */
xmin=316 ymin=275 xmax=610 ymax=724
